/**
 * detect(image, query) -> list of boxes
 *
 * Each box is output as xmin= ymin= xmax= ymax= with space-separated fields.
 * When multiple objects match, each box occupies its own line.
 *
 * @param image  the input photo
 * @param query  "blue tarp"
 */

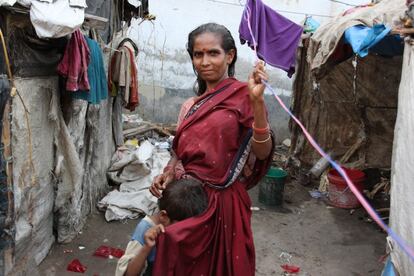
xmin=381 ymin=257 xmax=397 ymax=276
xmin=344 ymin=24 xmax=391 ymax=57
xmin=304 ymin=16 xmax=320 ymax=33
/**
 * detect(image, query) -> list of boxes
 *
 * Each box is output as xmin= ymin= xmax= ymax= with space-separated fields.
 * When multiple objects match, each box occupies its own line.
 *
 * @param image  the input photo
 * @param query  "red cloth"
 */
xmin=57 ymin=30 xmax=90 ymax=91
xmin=153 ymin=78 xmax=273 ymax=276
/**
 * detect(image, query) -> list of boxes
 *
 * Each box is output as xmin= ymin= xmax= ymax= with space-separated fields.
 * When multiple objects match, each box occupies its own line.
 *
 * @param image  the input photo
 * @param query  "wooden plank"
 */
xmin=84 ymin=13 xmax=108 ymax=30
xmin=392 ymin=27 xmax=414 ymax=35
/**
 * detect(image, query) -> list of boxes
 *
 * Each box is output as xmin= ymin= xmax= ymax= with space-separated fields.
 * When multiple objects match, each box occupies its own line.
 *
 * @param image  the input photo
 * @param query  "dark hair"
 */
xmin=187 ymin=23 xmax=238 ymax=96
xmin=158 ymin=178 xmax=208 ymax=222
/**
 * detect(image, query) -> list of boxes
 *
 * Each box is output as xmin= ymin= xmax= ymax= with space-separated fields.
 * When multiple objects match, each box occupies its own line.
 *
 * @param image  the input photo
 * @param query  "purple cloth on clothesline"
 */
xmin=239 ymin=0 xmax=303 ymax=77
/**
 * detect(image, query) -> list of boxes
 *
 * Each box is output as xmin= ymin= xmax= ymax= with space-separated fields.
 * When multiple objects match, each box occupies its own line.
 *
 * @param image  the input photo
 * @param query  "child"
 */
xmin=115 ymin=178 xmax=208 ymax=276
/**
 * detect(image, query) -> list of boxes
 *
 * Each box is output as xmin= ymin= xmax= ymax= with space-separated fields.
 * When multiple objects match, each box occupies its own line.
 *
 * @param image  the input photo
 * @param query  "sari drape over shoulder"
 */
xmin=153 ymin=78 xmax=273 ymax=276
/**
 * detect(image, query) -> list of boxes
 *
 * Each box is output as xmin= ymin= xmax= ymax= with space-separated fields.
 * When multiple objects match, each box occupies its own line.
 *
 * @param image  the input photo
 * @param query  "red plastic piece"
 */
xmin=67 ymin=259 xmax=87 ymax=273
xmin=281 ymin=264 xmax=300 ymax=273
xmin=93 ymin=246 xmax=112 ymax=258
xmin=93 ymin=245 xmax=124 ymax=258
xmin=110 ymin=248 xmax=125 ymax=258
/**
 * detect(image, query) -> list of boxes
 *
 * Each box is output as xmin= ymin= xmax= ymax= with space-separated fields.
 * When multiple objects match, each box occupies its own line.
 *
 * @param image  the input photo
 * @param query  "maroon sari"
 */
xmin=153 ymin=78 xmax=273 ymax=276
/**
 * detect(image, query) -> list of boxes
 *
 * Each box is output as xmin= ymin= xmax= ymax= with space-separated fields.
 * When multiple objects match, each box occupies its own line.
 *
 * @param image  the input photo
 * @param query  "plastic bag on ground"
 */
xmin=67 ymin=259 xmax=87 ymax=273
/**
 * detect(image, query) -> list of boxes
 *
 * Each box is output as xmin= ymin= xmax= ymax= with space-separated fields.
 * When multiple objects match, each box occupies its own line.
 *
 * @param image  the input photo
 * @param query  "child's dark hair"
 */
xmin=158 ymin=179 xmax=208 ymax=222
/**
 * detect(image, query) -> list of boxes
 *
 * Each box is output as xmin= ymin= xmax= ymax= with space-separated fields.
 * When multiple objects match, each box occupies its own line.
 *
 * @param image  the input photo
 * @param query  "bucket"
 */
xmin=327 ymin=167 xmax=365 ymax=209
xmin=258 ymin=167 xmax=288 ymax=206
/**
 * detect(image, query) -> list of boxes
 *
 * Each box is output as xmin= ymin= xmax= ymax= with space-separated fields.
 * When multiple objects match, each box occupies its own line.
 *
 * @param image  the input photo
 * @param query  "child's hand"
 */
xmin=144 ymin=225 xmax=165 ymax=248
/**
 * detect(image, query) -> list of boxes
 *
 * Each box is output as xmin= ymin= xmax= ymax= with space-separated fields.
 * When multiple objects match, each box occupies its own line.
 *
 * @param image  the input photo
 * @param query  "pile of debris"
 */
xmin=98 ymin=115 xmax=175 ymax=221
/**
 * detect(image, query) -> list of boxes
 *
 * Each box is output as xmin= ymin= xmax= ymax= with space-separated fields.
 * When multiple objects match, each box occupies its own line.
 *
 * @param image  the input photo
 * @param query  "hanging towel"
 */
xmin=239 ymin=0 xmax=303 ymax=77
xmin=57 ymin=29 xmax=90 ymax=91
xmin=72 ymin=37 xmax=108 ymax=104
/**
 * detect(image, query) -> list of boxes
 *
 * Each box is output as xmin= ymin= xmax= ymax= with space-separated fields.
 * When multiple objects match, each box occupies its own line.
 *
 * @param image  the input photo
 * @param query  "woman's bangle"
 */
xmin=252 ymin=134 xmax=271 ymax=144
xmin=252 ymin=122 xmax=269 ymax=135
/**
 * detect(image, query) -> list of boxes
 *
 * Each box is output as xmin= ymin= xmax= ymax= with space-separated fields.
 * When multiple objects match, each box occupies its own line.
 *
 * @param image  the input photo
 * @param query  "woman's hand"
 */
xmin=248 ymin=61 xmax=268 ymax=103
xmin=149 ymin=170 xmax=175 ymax=198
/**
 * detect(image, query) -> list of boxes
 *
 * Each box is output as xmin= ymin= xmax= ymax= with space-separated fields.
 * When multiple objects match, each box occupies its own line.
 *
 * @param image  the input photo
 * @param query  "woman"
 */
xmin=150 ymin=23 xmax=274 ymax=276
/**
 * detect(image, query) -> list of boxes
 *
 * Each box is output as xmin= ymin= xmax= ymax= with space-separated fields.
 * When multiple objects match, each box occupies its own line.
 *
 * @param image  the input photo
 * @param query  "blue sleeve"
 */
xmin=131 ymin=220 xmax=152 ymax=245
xmin=131 ymin=220 xmax=157 ymax=263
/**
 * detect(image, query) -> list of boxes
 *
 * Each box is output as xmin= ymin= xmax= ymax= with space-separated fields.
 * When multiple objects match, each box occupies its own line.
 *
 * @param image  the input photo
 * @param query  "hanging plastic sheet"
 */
xmin=85 ymin=0 xmax=120 ymax=43
xmin=304 ymin=16 xmax=320 ymax=33
xmin=0 ymin=0 xmax=16 ymax=6
xmin=343 ymin=24 xmax=391 ymax=58
xmin=30 ymin=0 xmax=86 ymax=38
xmin=0 ymin=12 xmax=66 ymax=77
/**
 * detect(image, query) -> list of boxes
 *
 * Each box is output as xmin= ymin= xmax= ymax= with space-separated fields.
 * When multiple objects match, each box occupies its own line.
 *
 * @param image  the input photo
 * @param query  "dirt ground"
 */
xmin=38 ymin=180 xmax=386 ymax=276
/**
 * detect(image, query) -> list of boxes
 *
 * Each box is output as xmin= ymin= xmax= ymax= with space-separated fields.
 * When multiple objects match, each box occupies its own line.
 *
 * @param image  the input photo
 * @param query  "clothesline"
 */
xmin=206 ymin=0 xmax=334 ymax=18
xmin=329 ymin=0 xmax=357 ymax=7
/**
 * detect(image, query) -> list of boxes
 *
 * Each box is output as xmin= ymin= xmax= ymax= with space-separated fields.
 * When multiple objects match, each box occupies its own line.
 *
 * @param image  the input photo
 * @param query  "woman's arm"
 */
xmin=248 ymin=61 xmax=273 ymax=160
xmin=149 ymin=154 xmax=177 ymax=198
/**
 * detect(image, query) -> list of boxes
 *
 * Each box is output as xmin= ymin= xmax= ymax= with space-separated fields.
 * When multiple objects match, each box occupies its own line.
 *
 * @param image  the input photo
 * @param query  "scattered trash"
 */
xmin=154 ymin=141 xmax=170 ymax=150
xmin=308 ymin=190 xmax=327 ymax=199
xmin=366 ymin=177 xmax=391 ymax=199
xmin=99 ymin=140 xmax=170 ymax=221
xmin=279 ymin=252 xmax=293 ymax=263
xmin=350 ymin=209 xmax=355 ymax=215
xmin=93 ymin=245 xmax=111 ymax=258
xmin=111 ymin=248 xmax=125 ymax=258
xmin=124 ymin=139 xmax=139 ymax=148
xmin=309 ymin=152 xmax=333 ymax=178
xmin=78 ymin=245 xmax=86 ymax=250
xmin=282 ymin=139 xmax=291 ymax=148
xmin=250 ymin=206 xmax=261 ymax=211
xmin=63 ymin=249 xmax=73 ymax=254
xmin=103 ymin=239 xmax=109 ymax=243
xmin=326 ymin=206 xmax=334 ymax=209
xmin=67 ymin=259 xmax=87 ymax=273
xmin=93 ymin=245 xmax=125 ymax=259
xmin=78 ymin=231 xmax=83 ymax=235
xmin=281 ymin=264 xmax=300 ymax=274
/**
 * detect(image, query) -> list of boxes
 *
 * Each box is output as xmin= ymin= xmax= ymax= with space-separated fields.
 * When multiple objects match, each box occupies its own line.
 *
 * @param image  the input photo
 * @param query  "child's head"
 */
xmin=157 ymin=178 xmax=208 ymax=226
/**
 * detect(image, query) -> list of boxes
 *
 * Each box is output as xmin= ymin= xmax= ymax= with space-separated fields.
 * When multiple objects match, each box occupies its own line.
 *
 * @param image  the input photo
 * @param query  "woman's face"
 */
xmin=192 ymin=32 xmax=235 ymax=88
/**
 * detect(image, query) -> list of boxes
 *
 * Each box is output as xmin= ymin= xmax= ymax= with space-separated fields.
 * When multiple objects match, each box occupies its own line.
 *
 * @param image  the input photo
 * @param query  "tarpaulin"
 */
xmin=344 ymin=24 xmax=391 ymax=58
xmin=389 ymin=41 xmax=414 ymax=276
xmin=30 ymin=0 xmax=85 ymax=38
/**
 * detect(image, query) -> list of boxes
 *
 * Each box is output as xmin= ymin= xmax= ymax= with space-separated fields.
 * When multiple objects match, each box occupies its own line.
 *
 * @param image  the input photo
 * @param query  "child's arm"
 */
xmin=125 ymin=225 xmax=165 ymax=276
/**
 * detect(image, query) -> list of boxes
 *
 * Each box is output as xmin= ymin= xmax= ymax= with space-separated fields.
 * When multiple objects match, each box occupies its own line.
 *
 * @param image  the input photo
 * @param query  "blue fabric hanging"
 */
xmin=72 ymin=36 xmax=108 ymax=104
xmin=344 ymin=24 xmax=391 ymax=58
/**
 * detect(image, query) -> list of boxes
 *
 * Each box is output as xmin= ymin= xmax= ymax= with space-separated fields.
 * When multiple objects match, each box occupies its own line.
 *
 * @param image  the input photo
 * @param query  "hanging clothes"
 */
xmin=238 ymin=0 xmax=303 ymax=77
xmin=72 ymin=37 xmax=108 ymax=104
xmin=57 ymin=29 xmax=90 ymax=91
xmin=108 ymin=39 xmax=139 ymax=112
